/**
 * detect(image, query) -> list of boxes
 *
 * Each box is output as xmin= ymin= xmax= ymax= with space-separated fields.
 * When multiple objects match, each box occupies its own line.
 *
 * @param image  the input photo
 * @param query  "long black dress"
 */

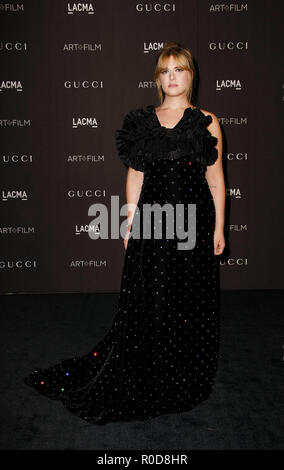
xmin=24 ymin=104 xmax=220 ymax=425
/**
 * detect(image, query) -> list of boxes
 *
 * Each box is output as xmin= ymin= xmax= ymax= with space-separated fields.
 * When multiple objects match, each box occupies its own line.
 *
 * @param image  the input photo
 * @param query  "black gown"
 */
xmin=24 ymin=104 xmax=220 ymax=425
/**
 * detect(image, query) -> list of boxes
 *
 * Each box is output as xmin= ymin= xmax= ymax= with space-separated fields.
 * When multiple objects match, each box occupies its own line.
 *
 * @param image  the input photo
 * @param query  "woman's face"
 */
xmin=157 ymin=55 xmax=191 ymax=97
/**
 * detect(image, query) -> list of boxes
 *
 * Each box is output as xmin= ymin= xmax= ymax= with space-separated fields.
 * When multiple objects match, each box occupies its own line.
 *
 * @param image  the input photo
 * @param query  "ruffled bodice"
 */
xmin=115 ymin=104 xmax=218 ymax=172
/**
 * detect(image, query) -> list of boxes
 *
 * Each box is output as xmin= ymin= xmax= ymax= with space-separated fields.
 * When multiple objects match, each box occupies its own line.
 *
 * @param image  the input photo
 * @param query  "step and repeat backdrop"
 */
xmin=0 ymin=1 xmax=283 ymax=293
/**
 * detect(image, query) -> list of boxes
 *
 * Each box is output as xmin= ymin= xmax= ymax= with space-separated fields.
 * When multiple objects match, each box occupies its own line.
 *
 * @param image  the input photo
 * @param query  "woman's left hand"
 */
xmin=214 ymin=228 xmax=225 ymax=255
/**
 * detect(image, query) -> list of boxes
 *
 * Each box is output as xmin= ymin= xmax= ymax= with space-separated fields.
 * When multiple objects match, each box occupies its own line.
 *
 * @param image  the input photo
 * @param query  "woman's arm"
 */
xmin=124 ymin=167 xmax=144 ymax=249
xmin=205 ymin=112 xmax=226 ymax=255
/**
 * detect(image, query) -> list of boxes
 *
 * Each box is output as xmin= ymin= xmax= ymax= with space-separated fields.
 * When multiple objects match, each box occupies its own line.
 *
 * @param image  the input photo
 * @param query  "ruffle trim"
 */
xmin=115 ymin=104 xmax=218 ymax=172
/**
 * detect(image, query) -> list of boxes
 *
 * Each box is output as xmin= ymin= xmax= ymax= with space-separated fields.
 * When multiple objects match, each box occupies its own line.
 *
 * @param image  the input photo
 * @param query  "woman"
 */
xmin=24 ymin=41 xmax=225 ymax=425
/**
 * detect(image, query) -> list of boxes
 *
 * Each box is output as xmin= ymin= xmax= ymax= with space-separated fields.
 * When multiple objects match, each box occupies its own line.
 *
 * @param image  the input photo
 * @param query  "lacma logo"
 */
xmin=75 ymin=224 xmax=100 ymax=235
xmin=143 ymin=42 xmax=164 ymax=53
xmin=2 ymin=190 xmax=28 ymax=201
xmin=67 ymin=2 xmax=94 ymax=14
xmin=72 ymin=117 xmax=98 ymax=128
xmin=226 ymin=188 xmax=242 ymax=198
xmin=216 ymin=79 xmax=241 ymax=91
xmin=0 ymin=80 xmax=23 ymax=92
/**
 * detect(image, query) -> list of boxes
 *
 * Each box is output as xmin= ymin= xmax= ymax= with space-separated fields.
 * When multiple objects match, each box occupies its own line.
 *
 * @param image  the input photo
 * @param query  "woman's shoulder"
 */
xmin=115 ymin=106 xmax=151 ymax=172
xmin=200 ymin=107 xmax=211 ymax=117
xmin=199 ymin=108 xmax=218 ymax=124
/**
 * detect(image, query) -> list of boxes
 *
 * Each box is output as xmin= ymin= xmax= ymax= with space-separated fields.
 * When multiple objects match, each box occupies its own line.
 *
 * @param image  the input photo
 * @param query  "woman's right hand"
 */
xmin=124 ymin=227 xmax=131 ymax=250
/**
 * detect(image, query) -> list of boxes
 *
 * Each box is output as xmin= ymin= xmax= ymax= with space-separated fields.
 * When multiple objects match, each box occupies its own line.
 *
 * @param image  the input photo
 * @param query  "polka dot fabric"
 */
xmin=24 ymin=105 xmax=220 ymax=425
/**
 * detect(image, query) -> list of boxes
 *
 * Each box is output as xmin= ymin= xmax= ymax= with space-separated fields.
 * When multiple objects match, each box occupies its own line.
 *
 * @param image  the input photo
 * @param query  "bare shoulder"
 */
xmin=200 ymin=108 xmax=221 ymax=131
xmin=200 ymin=108 xmax=218 ymax=121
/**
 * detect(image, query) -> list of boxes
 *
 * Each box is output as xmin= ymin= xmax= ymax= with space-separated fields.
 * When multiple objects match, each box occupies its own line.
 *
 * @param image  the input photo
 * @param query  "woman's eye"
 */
xmin=161 ymin=68 xmax=183 ymax=74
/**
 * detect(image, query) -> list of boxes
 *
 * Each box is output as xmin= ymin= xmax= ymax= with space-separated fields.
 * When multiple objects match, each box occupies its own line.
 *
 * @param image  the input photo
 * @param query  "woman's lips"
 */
xmin=169 ymin=84 xmax=178 ymax=87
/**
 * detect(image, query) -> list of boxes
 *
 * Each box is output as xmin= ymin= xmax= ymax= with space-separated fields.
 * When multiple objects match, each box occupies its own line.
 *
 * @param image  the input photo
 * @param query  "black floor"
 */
xmin=0 ymin=290 xmax=283 ymax=450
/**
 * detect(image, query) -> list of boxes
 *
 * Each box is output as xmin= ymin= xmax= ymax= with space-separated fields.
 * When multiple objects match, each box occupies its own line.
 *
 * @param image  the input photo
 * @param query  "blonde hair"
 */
xmin=153 ymin=41 xmax=196 ymax=105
